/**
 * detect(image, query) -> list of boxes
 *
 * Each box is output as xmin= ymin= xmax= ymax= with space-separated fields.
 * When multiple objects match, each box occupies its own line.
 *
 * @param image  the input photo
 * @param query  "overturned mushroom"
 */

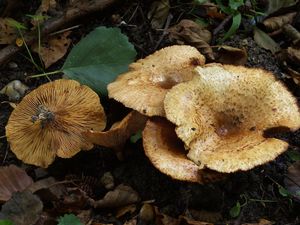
xmin=143 ymin=117 xmax=224 ymax=183
xmin=6 ymin=79 xmax=106 ymax=168
xmin=108 ymin=45 xmax=205 ymax=116
xmin=164 ymin=64 xmax=300 ymax=173
xmin=84 ymin=110 xmax=147 ymax=159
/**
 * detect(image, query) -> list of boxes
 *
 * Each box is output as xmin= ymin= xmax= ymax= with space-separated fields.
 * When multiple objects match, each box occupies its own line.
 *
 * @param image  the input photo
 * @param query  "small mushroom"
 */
xmin=164 ymin=64 xmax=300 ymax=173
xmin=143 ymin=117 xmax=224 ymax=183
xmin=84 ymin=110 xmax=147 ymax=159
xmin=108 ymin=45 xmax=205 ymax=116
xmin=6 ymin=79 xmax=106 ymax=168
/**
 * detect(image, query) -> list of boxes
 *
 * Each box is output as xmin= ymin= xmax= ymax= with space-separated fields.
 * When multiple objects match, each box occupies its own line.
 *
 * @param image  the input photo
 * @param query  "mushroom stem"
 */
xmin=31 ymin=105 xmax=54 ymax=128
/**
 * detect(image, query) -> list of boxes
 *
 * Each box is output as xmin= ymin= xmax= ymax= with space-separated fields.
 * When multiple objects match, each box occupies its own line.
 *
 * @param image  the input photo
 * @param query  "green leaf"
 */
xmin=194 ymin=0 xmax=209 ymax=4
xmin=215 ymin=0 xmax=234 ymax=14
xmin=229 ymin=0 xmax=244 ymax=10
xmin=0 ymin=220 xmax=14 ymax=225
xmin=62 ymin=26 xmax=137 ymax=95
xmin=253 ymin=27 xmax=281 ymax=54
xmin=220 ymin=13 xmax=242 ymax=42
xmin=278 ymin=186 xmax=290 ymax=197
xmin=229 ymin=201 xmax=241 ymax=218
xmin=58 ymin=214 xmax=83 ymax=225
xmin=130 ymin=131 xmax=142 ymax=143
xmin=286 ymin=150 xmax=300 ymax=161
xmin=5 ymin=18 xmax=27 ymax=30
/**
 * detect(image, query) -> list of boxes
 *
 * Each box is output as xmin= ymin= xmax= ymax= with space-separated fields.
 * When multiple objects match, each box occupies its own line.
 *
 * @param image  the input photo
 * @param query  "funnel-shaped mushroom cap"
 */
xmin=6 ymin=79 xmax=106 ymax=168
xmin=84 ymin=110 xmax=147 ymax=150
xmin=108 ymin=45 xmax=205 ymax=116
xmin=143 ymin=117 xmax=224 ymax=183
xmin=164 ymin=64 xmax=300 ymax=173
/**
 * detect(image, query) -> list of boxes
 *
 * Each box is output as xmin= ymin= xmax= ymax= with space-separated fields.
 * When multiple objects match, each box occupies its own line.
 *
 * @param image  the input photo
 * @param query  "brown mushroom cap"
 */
xmin=84 ymin=110 xmax=147 ymax=152
xmin=108 ymin=45 xmax=205 ymax=116
xmin=6 ymin=79 xmax=106 ymax=168
xmin=143 ymin=117 xmax=224 ymax=183
xmin=164 ymin=64 xmax=300 ymax=173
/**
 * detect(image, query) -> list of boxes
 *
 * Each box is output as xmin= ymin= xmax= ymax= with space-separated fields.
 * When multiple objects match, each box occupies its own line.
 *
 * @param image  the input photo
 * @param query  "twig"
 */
xmin=154 ymin=13 xmax=173 ymax=50
xmin=0 ymin=0 xmax=117 ymax=66
xmin=212 ymin=15 xmax=232 ymax=44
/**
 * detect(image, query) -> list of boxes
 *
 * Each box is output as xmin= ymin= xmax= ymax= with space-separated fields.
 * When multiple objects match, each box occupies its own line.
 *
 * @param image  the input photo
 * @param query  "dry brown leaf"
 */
xmin=168 ymin=19 xmax=214 ymax=60
xmin=179 ymin=216 xmax=213 ymax=225
xmin=253 ymin=27 xmax=281 ymax=54
xmin=242 ymin=218 xmax=274 ymax=225
xmin=0 ymin=165 xmax=33 ymax=202
xmin=32 ymin=31 xmax=71 ymax=68
xmin=139 ymin=203 xmax=155 ymax=223
xmin=36 ymin=0 xmax=57 ymax=15
xmin=27 ymin=177 xmax=67 ymax=202
xmin=0 ymin=191 xmax=43 ymax=225
xmin=284 ymin=161 xmax=300 ymax=201
xmin=263 ymin=12 xmax=297 ymax=31
xmin=115 ymin=204 xmax=137 ymax=218
xmin=154 ymin=206 xmax=179 ymax=225
xmin=185 ymin=209 xmax=222 ymax=223
xmin=90 ymin=184 xmax=140 ymax=208
xmin=124 ymin=219 xmax=137 ymax=225
xmin=286 ymin=47 xmax=300 ymax=65
xmin=212 ymin=45 xmax=247 ymax=65
xmin=0 ymin=18 xmax=18 ymax=44
xmin=148 ymin=0 xmax=170 ymax=29
xmin=286 ymin=66 xmax=300 ymax=84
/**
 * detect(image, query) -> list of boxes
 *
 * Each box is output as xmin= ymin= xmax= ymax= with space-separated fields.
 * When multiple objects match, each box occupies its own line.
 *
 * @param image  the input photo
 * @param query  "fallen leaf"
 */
xmin=265 ymin=0 xmax=299 ymax=16
xmin=0 ymin=165 xmax=33 ymax=202
xmin=148 ymin=0 xmax=170 ymax=29
xmin=179 ymin=216 xmax=213 ymax=225
xmin=168 ymin=19 xmax=214 ymax=60
xmin=212 ymin=45 xmax=247 ymax=65
xmin=139 ymin=203 xmax=155 ymax=223
xmin=90 ymin=184 xmax=140 ymax=208
xmin=115 ymin=204 xmax=137 ymax=218
xmin=185 ymin=209 xmax=222 ymax=223
xmin=253 ymin=27 xmax=281 ymax=54
xmin=0 ymin=191 xmax=43 ymax=225
xmin=284 ymin=161 xmax=300 ymax=201
xmin=32 ymin=31 xmax=72 ymax=68
xmin=263 ymin=12 xmax=297 ymax=31
xmin=242 ymin=218 xmax=274 ymax=225
xmin=286 ymin=47 xmax=300 ymax=66
xmin=28 ymin=177 xmax=67 ymax=202
xmin=0 ymin=18 xmax=17 ymax=44
xmin=123 ymin=219 xmax=137 ymax=225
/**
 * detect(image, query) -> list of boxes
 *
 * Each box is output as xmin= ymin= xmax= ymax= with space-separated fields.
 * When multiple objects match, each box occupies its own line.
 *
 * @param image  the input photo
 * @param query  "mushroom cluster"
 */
xmin=5 ymin=45 xmax=300 ymax=180
xmin=107 ymin=45 xmax=300 ymax=183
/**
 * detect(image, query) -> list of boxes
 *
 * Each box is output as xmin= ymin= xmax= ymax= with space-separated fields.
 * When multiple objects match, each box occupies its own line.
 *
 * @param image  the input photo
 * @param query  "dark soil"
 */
xmin=1 ymin=0 xmax=300 ymax=225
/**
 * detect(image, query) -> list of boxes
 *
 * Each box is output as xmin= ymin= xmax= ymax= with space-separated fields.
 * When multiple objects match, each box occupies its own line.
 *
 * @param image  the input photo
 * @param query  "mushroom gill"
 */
xmin=6 ymin=79 xmax=106 ymax=168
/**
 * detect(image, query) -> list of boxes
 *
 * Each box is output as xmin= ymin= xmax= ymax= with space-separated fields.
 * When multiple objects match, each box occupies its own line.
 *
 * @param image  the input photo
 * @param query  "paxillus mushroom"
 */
xmin=143 ymin=117 xmax=224 ymax=183
xmin=6 ymin=79 xmax=106 ymax=168
xmin=164 ymin=64 xmax=300 ymax=173
xmin=108 ymin=45 xmax=205 ymax=116
xmin=84 ymin=110 xmax=147 ymax=159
